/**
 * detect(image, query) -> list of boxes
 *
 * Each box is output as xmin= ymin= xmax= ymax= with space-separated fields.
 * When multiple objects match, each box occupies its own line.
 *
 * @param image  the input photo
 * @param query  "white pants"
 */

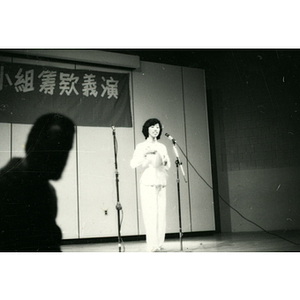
xmin=140 ymin=185 xmax=167 ymax=252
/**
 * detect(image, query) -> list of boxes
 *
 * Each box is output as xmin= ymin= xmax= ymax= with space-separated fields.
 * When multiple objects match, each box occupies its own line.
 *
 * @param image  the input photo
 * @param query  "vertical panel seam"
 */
xmin=75 ymin=126 xmax=81 ymax=239
xmin=10 ymin=123 xmax=12 ymax=160
xmin=181 ymin=66 xmax=193 ymax=232
xmin=130 ymin=70 xmax=140 ymax=235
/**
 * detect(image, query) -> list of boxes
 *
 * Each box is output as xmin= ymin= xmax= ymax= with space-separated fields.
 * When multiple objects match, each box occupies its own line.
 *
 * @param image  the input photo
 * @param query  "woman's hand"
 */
xmin=144 ymin=146 xmax=157 ymax=157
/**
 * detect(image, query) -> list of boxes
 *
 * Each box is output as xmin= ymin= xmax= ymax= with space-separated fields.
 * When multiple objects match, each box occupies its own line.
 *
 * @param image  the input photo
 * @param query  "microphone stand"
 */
xmin=170 ymin=139 xmax=188 ymax=251
xmin=112 ymin=127 xmax=122 ymax=252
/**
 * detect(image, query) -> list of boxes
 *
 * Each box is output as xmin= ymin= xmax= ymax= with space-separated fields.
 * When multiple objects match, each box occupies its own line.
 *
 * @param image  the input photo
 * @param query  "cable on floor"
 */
xmin=176 ymin=142 xmax=300 ymax=247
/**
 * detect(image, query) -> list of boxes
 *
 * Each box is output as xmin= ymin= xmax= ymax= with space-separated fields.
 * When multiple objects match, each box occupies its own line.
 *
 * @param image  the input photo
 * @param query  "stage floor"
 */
xmin=61 ymin=230 xmax=300 ymax=252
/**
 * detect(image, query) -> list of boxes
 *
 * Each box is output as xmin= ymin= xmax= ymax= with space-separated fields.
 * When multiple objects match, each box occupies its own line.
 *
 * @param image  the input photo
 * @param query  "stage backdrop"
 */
xmin=0 ymin=62 xmax=132 ymax=127
xmin=0 ymin=51 xmax=214 ymax=242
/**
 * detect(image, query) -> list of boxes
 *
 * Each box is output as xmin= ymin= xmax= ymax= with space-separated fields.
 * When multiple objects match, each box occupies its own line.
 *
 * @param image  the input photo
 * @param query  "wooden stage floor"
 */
xmin=61 ymin=230 xmax=300 ymax=252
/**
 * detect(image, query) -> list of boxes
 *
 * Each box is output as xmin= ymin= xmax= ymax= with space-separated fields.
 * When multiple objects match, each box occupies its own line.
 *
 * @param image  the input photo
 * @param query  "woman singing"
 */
xmin=130 ymin=118 xmax=171 ymax=252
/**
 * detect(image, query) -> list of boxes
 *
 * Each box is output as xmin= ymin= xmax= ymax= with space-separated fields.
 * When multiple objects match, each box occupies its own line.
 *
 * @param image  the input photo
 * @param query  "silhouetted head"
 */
xmin=142 ymin=118 xmax=163 ymax=140
xmin=25 ymin=113 xmax=75 ymax=180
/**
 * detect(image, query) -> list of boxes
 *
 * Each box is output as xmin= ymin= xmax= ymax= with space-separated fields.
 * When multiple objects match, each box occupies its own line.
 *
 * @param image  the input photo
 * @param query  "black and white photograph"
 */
xmin=1 ymin=46 xmax=299 ymax=298
xmin=1 ymin=2 xmax=299 ymax=299
xmin=1 ymin=48 xmax=300 ymax=252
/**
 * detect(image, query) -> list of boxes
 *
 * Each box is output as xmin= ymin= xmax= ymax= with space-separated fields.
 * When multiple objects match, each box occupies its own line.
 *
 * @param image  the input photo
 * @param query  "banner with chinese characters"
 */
xmin=0 ymin=62 xmax=132 ymax=127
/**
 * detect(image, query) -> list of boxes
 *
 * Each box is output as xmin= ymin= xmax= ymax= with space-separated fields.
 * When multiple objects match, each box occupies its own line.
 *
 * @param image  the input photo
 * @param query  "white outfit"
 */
xmin=130 ymin=139 xmax=171 ymax=251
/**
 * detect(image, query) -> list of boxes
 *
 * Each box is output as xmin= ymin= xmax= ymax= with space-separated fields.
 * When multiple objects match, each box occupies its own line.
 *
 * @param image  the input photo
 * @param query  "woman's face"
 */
xmin=148 ymin=123 xmax=160 ymax=139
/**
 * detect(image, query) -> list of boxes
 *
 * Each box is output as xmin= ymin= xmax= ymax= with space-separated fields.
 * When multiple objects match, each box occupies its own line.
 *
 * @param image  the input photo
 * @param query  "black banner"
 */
xmin=0 ymin=62 xmax=132 ymax=127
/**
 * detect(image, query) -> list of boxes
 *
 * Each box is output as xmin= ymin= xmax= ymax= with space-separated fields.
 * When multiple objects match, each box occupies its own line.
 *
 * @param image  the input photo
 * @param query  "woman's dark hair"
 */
xmin=142 ymin=118 xmax=163 ymax=140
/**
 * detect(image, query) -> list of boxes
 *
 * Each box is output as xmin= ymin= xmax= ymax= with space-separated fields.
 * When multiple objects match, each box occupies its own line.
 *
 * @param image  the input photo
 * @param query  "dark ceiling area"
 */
xmin=106 ymin=49 xmax=224 ymax=69
xmin=105 ymin=48 xmax=300 ymax=70
xmin=106 ymin=49 xmax=300 ymax=100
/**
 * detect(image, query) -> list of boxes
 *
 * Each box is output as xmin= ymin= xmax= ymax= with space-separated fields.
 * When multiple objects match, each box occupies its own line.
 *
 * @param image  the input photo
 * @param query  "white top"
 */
xmin=130 ymin=139 xmax=171 ymax=186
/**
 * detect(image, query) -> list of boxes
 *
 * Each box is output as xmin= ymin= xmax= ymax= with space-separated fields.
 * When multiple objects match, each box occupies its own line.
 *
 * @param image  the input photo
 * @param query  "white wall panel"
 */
xmin=77 ymin=126 xmax=137 ymax=238
xmin=51 ymin=131 xmax=78 ymax=239
xmin=183 ymin=67 xmax=215 ymax=231
xmin=112 ymin=127 xmax=138 ymax=236
xmin=12 ymin=124 xmax=32 ymax=157
xmin=0 ymin=123 xmax=11 ymax=168
xmin=132 ymin=61 xmax=191 ymax=234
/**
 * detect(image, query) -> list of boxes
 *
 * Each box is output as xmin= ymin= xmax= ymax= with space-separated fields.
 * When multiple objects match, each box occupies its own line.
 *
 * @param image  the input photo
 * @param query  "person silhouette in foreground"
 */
xmin=0 ymin=113 xmax=75 ymax=251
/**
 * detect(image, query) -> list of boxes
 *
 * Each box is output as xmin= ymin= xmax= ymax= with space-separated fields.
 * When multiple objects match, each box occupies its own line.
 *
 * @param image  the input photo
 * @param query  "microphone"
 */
xmin=165 ymin=133 xmax=176 ymax=143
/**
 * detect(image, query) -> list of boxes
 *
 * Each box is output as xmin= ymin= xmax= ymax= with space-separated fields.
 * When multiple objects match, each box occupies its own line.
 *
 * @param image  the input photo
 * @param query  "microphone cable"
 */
xmin=174 ymin=141 xmax=300 ymax=247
